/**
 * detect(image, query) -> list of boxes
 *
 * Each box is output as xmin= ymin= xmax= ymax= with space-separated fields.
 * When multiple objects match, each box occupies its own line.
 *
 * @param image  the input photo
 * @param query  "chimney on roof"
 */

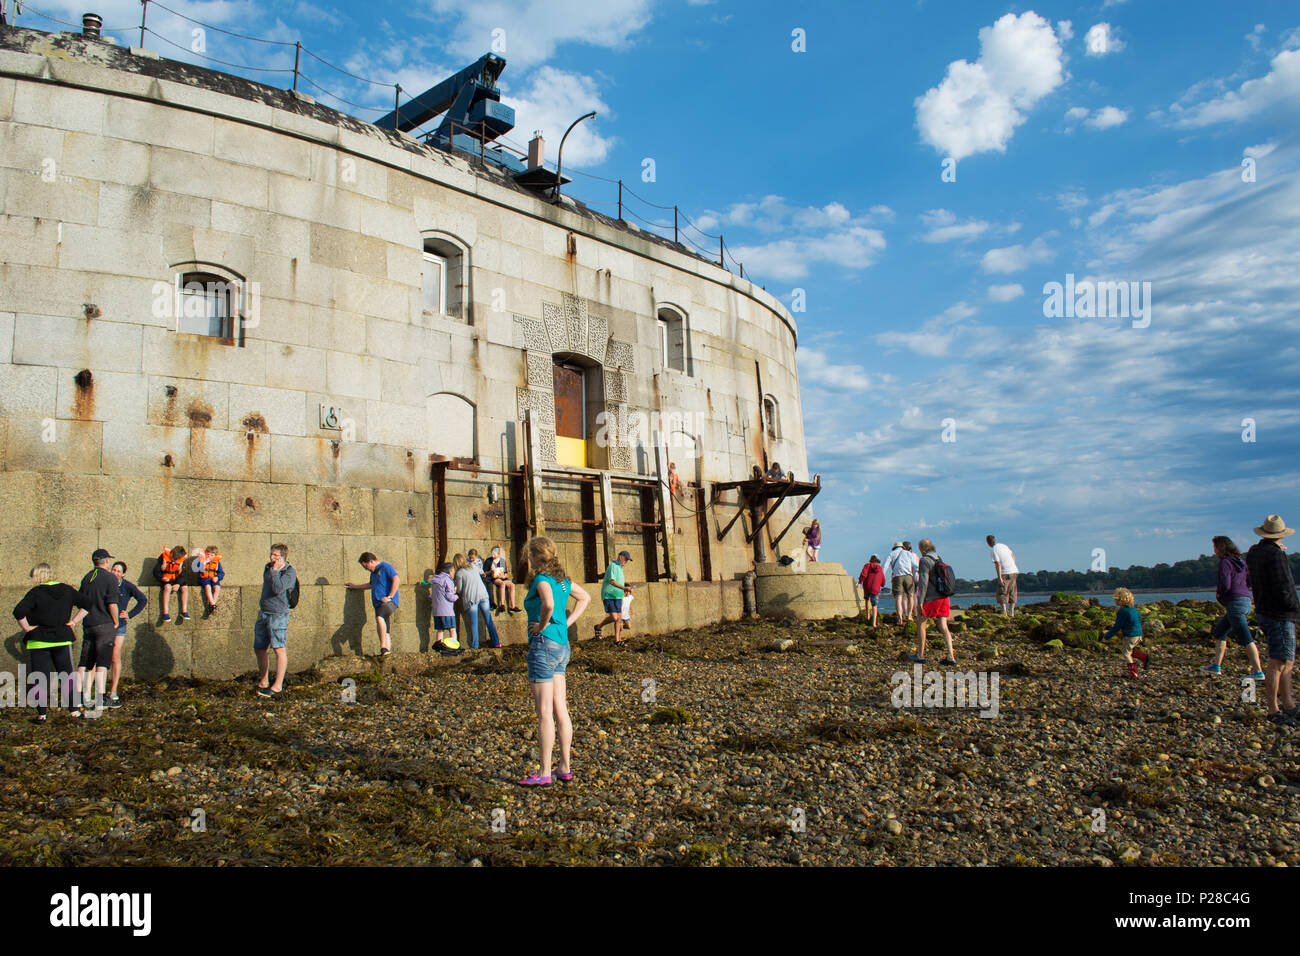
xmin=82 ymin=12 xmax=103 ymax=37
xmin=527 ymin=133 xmax=545 ymax=171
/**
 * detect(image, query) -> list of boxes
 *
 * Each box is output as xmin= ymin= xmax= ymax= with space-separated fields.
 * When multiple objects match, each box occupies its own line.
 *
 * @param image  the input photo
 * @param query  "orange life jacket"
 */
xmin=160 ymin=548 xmax=185 ymax=582
xmin=202 ymin=552 xmax=223 ymax=576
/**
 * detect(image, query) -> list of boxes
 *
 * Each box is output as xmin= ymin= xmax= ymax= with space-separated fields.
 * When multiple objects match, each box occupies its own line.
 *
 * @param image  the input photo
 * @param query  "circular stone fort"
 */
xmin=0 ymin=22 xmax=858 ymax=678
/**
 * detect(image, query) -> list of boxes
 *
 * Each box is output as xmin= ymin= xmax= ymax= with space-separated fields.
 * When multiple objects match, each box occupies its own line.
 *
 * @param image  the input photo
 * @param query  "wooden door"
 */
xmin=553 ymin=362 xmax=586 ymax=466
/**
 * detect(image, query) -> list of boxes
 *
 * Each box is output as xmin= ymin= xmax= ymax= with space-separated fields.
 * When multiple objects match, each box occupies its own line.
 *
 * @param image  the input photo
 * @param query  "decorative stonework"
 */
xmin=605 ymin=340 xmax=634 ymax=372
xmin=563 ymin=292 xmax=587 ymax=356
xmin=516 ymin=387 xmax=555 ymax=428
xmin=538 ymin=428 xmax=557 ymax=463
xmin=604 ymin=370 xmax=627 ymax=404
xmin=525 ymin=350 xmax=552 ymax=388
xmin=609 ymin=446 xmax=633 ymax=471
xmin=586 ymin=311 xmax=608 ymax=365
xmin=513 ymin=314 xmax=549 ymax=353
xmin=541 ymin=301 xmax=568 ymax=353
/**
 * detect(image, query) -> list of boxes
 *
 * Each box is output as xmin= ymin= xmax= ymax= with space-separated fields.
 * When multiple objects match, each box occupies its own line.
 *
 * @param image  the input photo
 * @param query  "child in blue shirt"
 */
xmin=1101 ymin=587 xmax=1148 ymax=678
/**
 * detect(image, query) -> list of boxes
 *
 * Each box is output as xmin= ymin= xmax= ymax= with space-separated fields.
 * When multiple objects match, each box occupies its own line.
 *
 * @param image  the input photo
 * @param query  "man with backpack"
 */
xmin=254 ymin=543 xmax=297 ymax=699
xmin=907 ymin=538 xmax=957 ymax=666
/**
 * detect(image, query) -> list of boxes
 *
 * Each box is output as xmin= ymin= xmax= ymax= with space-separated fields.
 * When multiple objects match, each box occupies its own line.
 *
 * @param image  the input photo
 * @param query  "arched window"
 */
xmin=656 ymin=306 xmax=687 ymax=374
xmin=421 ymin=232 xmax=469 ymax=321
xmin=426 ymin=393 xmax=476 ymax=459
xmin=171 ymin=262 xmax=247 ymax=345
xmin=764 ymin=395 xmax=780 ymax=440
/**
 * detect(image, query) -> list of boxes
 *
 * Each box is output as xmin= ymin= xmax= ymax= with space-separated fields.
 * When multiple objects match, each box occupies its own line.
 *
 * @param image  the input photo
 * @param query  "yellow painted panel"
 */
xmin=555 ymin=435 xmax=587 ymax=468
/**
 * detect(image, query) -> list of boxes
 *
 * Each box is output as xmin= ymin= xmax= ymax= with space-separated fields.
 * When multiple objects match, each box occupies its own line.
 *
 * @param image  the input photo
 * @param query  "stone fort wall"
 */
xmin=0 ymin=28 xmax=815 ymax=677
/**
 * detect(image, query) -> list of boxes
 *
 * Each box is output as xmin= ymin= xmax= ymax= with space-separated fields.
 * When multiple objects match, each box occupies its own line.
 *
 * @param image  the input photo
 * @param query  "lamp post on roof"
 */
xmin=552 ymin=110 xmax=596 ymax=203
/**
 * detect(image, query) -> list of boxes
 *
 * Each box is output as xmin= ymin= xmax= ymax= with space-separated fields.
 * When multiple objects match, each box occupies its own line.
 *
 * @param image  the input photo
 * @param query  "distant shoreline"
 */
xmin=952 ymin=588 xmax=1217 ymax=598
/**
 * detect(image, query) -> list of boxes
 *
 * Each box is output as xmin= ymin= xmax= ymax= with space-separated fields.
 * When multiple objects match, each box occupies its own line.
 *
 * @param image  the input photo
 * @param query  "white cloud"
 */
xmin=710 ymin=198 xmax=890 ymax=281
xmin=1247 ymin=24 xmax=1266 ymax=52
xmin=1057 ymin=190 xmax=1089 ymax=213
xmin=1084 ymin=105 xmax=1129 ymax=129
xmin=1056 ymin=20 xmax=1074 ymax=42
xmin=914 ymin=11 xmax=1066 ymax=161
xmin=502 ymin=67 xmax=613 ymax=166
xmin=1064 ymin=106 xmax=1091 ymax=122
xmin=796 ymin=348 xmax=872 ymax=392
xmin=1168 ymin=48 xmax=1300 ymax=127
xmin=428 ymin=0 xmax=654 ymax=70
xmin=919 ymin=208 xmax=991 ymax=243
xmin=980 ymin=237 xmax=1054 ymax=274
xmin=732 ymin=227 xmax=887 ymax=281
xmin=987 ymin=283 xmax=1025 ymax=302
xmin=1084 ymin=23 xmax=1124 ymax=57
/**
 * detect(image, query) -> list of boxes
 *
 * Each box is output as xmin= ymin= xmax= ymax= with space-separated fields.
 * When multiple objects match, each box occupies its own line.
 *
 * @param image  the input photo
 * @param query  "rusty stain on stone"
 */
xmin=187 ymin=402 xmax=213 ymax=427
xmin=242 ymin=413 xmax=268 ymax=433
xmin=72 ymin=369 xmax=95 ymax=419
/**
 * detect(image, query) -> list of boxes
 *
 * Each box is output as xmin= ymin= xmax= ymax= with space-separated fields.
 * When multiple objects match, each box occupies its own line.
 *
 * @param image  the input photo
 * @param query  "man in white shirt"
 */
xmin=987 ymin=534 xmax=1019 ymax=617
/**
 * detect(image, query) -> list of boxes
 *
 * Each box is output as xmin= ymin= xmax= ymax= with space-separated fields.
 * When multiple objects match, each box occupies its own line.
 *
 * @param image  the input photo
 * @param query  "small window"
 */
xmin=764 ymin=395 xmax=780 ymax=440
xmin=422 ymin=252 xmax=447 ymax=316
xmin=421 ymin=233 xmax=467 ymax=320
xmin=176 ymin=270 xmax=242 ymax=344
xmin=657 ymin=307 xmax=686 ymax=373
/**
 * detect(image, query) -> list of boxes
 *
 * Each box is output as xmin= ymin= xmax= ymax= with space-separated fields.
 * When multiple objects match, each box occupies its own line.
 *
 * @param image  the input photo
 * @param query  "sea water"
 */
xmin=871 ymin=589 xmax=1218 ymax=614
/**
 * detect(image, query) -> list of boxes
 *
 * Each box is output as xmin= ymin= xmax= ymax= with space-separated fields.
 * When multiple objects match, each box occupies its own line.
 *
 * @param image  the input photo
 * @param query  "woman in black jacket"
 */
xmin=12 ymin=564 xmax=89 ymax=723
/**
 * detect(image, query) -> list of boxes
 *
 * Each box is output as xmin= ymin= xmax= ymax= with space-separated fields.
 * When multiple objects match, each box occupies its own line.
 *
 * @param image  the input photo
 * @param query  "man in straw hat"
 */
xmin=1245 ymin=515 xmax=1300 ymax=725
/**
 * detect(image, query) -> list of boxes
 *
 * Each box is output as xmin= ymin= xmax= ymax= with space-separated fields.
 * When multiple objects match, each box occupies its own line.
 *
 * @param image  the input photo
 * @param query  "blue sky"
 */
xmin=21 ymin=0 xmax=1300 ymax=579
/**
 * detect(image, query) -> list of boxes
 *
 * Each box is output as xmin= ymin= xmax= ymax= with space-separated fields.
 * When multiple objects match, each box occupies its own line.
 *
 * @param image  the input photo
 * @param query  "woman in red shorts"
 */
xmin=907 ymin=538 xmax=957 ymax=666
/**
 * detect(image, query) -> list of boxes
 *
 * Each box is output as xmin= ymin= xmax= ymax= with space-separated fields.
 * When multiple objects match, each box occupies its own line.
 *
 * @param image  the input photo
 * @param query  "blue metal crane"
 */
xmin=373 ymin=53 xmax=568 ymax=189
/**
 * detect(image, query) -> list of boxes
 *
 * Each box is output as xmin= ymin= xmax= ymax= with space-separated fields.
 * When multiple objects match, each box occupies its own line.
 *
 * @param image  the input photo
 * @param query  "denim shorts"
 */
xmin=1258 ymin=614 xmax=1296 ymax=663
xmin=866 ymin=594 xmax=878 ymax=608
xmin=526 ymin=636 xmax=570 ymax=683
xmin=254 ymin=611 xmax=289 ymax=650
xmin=434 ymin=615 xmax=455 ymax=631
xmin=602 ymin=598 xmax=624 ymax=614
xmin=1211 ymin=597 xmax=1254 ymax=646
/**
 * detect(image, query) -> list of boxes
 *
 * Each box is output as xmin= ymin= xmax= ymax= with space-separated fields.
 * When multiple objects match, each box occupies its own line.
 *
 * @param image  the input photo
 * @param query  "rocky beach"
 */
xmin=2 ymin=595 xmax=1296 ymax=867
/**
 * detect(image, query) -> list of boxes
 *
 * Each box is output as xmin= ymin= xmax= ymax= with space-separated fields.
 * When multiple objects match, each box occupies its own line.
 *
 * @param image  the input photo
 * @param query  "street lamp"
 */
xmin=552 ymin=110 xmax=596 ymax=203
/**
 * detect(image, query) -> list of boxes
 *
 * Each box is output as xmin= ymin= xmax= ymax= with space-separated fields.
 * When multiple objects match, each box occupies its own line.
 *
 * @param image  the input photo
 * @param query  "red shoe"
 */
xmin=1125 ymin=662 xmax=1139 ymax=679
xmin=1133 ymin=649 xmax=1149 ymax=670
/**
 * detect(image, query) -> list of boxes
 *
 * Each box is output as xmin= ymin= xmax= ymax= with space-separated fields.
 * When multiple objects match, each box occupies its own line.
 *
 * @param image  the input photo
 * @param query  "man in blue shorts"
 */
xmin=593 ymin=550 xmax=634 ymax=646
xmin=1245 ymin=515 xmax=1299 ymax=725
xmin=254 ymin=544 xmax=296 ymax=699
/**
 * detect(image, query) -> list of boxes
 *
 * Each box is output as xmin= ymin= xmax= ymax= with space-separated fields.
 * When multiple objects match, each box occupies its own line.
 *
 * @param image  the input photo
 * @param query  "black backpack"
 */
xmin=286 ymin=568 xmax=300 ymax=609
xmin=930 ymin=557 xmax=956 ymax=598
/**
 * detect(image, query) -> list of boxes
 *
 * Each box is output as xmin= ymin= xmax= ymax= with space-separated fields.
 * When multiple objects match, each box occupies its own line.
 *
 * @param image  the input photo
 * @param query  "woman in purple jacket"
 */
xmin=1203 ymin=536 xmax=1265 ymax=679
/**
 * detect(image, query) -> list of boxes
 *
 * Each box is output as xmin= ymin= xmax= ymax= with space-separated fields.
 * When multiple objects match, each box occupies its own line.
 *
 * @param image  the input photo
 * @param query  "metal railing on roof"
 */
xmin=10 ymin=0 xmax=752 ymax=282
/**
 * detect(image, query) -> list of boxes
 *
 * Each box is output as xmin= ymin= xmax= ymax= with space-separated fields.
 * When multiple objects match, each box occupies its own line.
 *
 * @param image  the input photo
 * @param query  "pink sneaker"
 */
xmin=517 ymin=774 xmax=552 ymax=787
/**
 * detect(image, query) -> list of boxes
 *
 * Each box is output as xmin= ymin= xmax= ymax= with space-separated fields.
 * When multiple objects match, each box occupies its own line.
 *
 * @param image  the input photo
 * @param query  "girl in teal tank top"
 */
xmin=517 ymin=537 xmax=591 ymax=788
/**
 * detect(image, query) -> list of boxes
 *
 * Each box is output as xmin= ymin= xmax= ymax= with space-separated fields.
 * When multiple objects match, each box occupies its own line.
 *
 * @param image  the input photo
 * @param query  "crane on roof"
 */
xmin=374 ymin=53 xmax=514 ymax=146
xmin=374 ymin=53 xmax=570 ymax=190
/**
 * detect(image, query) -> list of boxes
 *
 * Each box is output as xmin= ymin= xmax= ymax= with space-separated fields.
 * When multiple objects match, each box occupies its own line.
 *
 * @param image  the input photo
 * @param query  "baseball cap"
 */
xmin=618 ymin=550 xmax=634 ymax=562
xmin=91 ymin=548 xmax=113 ymax=562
